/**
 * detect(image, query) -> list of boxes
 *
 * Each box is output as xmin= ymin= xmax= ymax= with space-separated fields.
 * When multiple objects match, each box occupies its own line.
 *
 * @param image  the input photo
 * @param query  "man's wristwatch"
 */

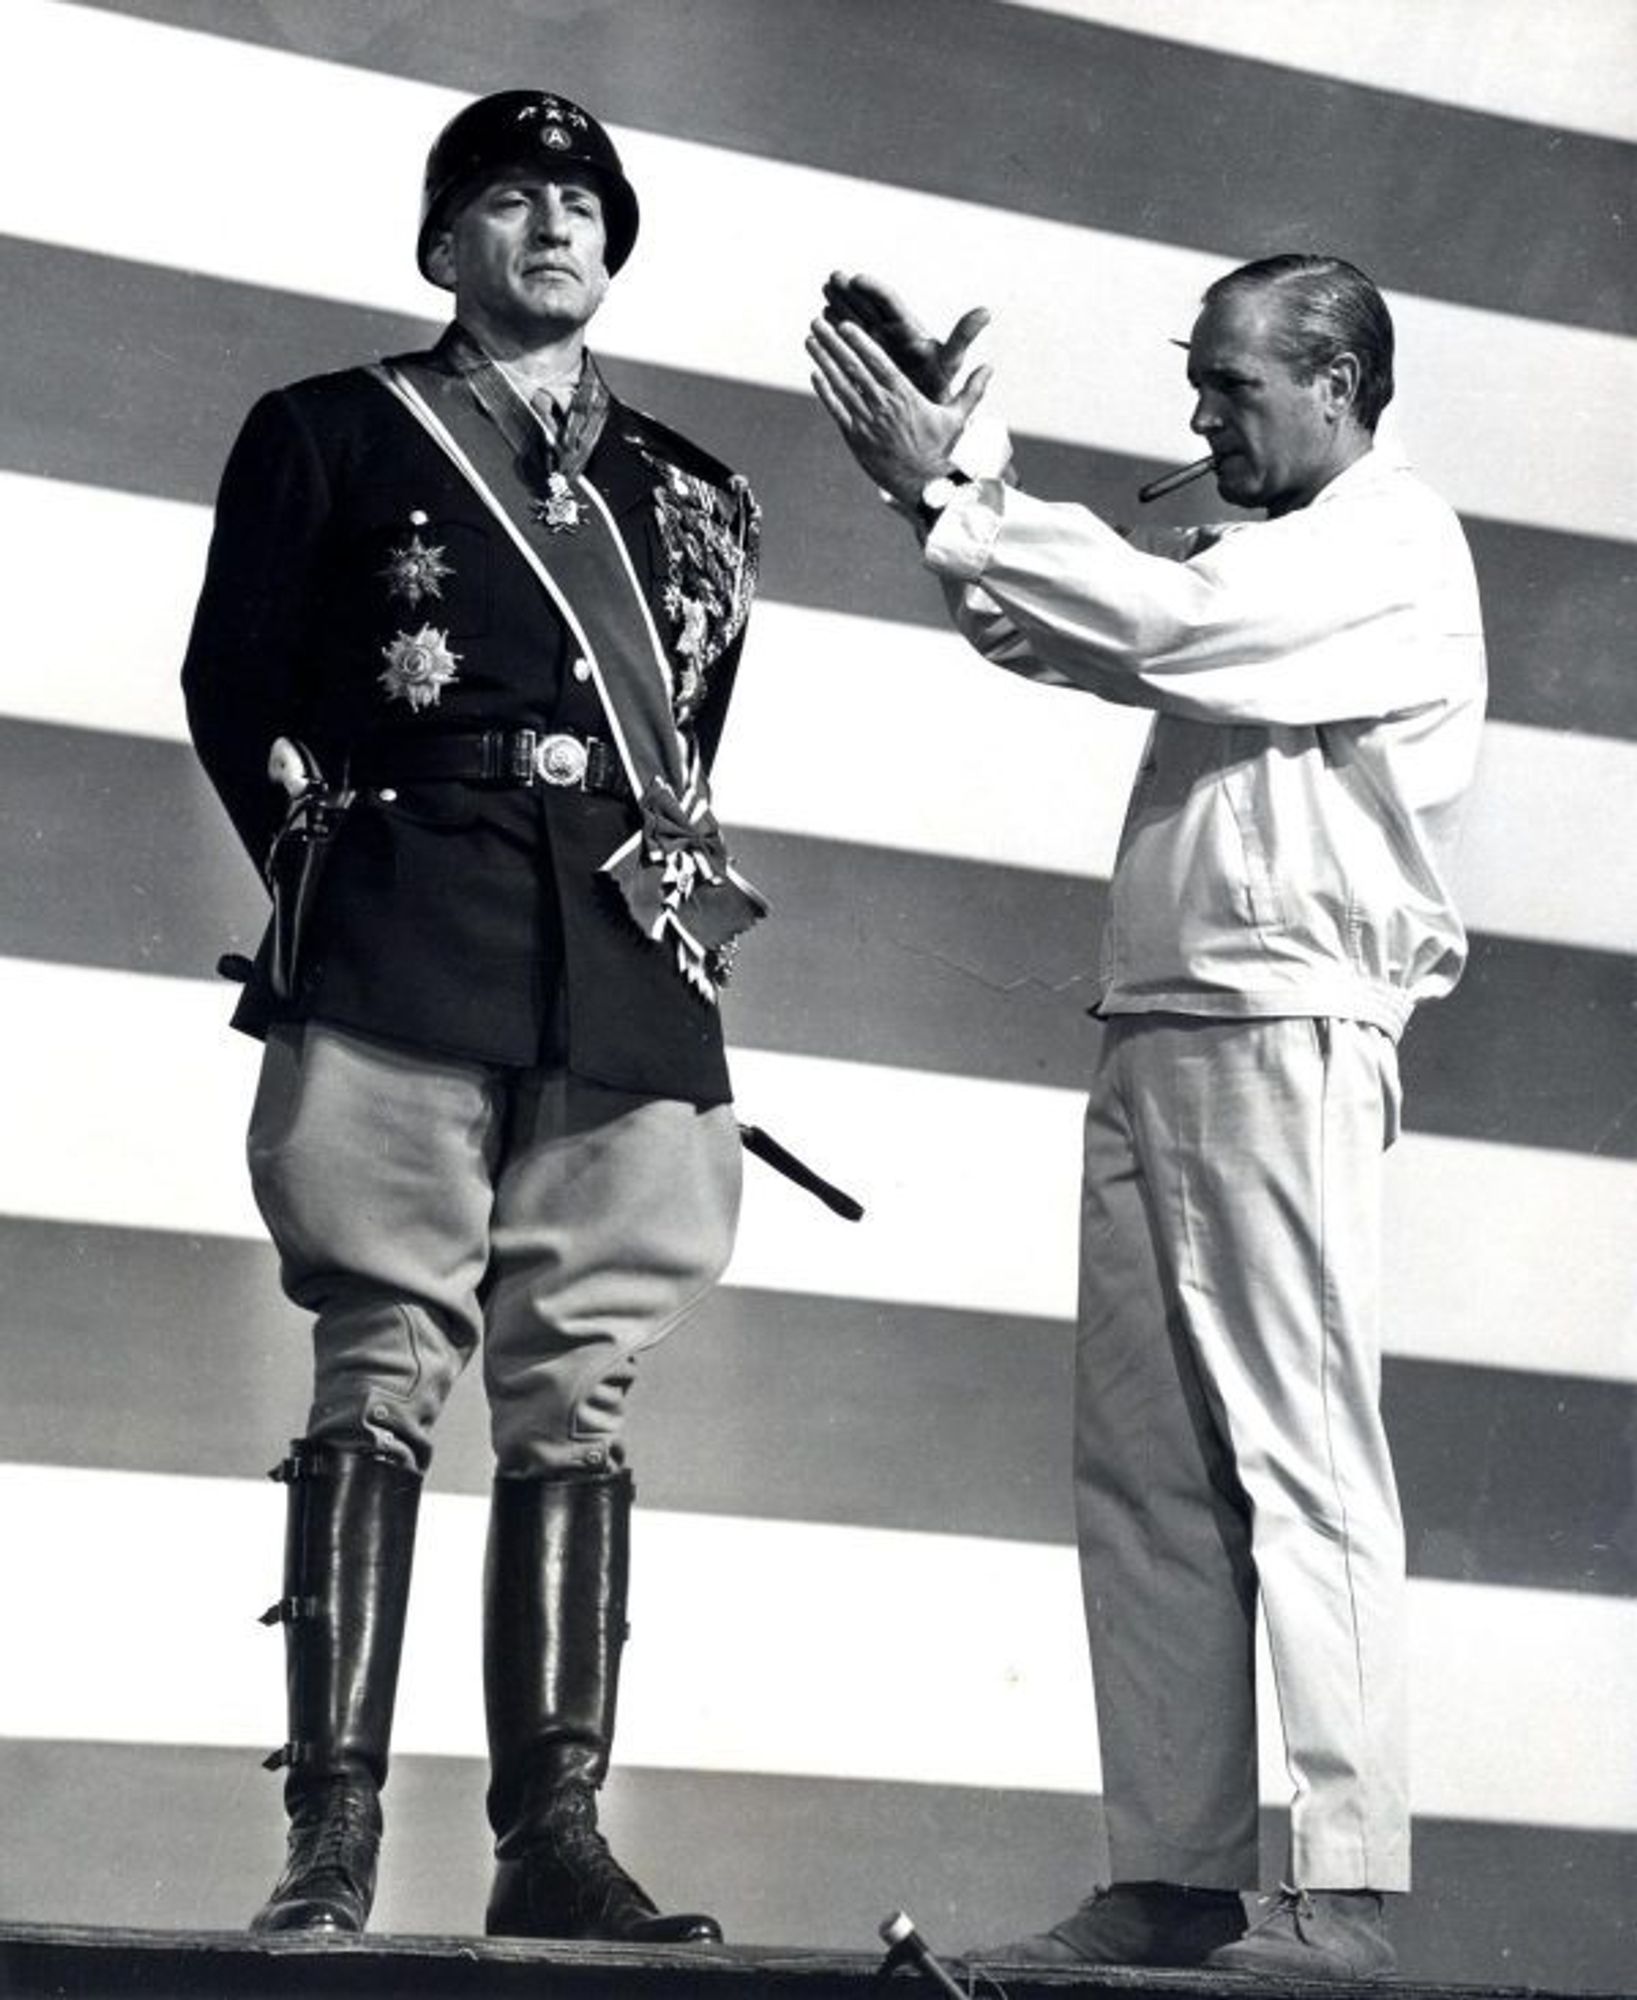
xmin=915 ymin=470 xmax=973 ymax=531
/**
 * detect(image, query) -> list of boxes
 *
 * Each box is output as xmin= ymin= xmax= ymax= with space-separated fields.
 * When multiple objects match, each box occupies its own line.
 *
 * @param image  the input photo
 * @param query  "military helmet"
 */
xmin=417 ymin=89 xmax=640 ymax=284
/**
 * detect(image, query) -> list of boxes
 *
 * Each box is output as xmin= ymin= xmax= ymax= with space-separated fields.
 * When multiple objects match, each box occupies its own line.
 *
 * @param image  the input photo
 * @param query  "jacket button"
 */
xmin=571 ymin=656 xmax=591 ymax=683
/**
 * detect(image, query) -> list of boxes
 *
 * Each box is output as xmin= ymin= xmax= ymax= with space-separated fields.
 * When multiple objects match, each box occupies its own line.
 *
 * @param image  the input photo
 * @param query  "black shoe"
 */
xmin=485 ymin=1781 xmax=722 ymax=1943
xmin=251 ymin=1774 xmax=382 ymax=1934
xmin=975 ymin=1880 xmax=1246 ymax=1967
xmin=1208 ymin=1886 xmax=1396 ymax=1979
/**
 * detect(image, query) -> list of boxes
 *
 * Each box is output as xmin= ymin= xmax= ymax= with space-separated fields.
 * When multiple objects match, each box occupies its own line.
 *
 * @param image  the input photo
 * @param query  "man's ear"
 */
xmin=424 ymin=228 xmax=457 ymax=291
xmin=1324 ymin=350 xmax=1362 ymax=421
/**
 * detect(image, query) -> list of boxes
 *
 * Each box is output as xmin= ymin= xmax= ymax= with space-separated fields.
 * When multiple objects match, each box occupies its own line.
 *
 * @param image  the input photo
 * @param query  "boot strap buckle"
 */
xmin=262 ymin=1739 xmax=321 ymax=1773
xmin=258 ymin=1594 xmax=319 ymax=1627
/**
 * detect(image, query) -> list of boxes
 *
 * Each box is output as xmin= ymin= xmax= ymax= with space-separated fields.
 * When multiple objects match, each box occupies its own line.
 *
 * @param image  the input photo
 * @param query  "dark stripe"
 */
xmin=3 ymin=1215 xmax=1629 ymax=1599
xmin=80 ymin=0 xmax=1634 ymax=336
xmin=0 ymin=720 xmax=270 ymax=980
xmin=0 ymin=238 xmax=428 ymax=504
xmin=4 ymin=718 xmax=1633 ymax=1160
xmin=1384 ymin=1358 xmax=1636 ymax=1599
xmin=1 ymin=238 xmax=1631 ymax=741
xmin=733 ymin=828 xmax=1637 ymax=1162
xmin=3 ymin=1742 xmax=1634 ymax=1991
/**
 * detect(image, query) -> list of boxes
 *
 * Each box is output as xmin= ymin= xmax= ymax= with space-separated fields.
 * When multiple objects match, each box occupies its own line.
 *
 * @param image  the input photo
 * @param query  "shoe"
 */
xmin=251 ymin=1773 xmax=381 ymax=1934
xmin=974 ymin=1881 xmax=1246 ymax=1966
xmin=487 ymin=1780 xmax=722 ymax=1944
xmin=1207 ymin=1886 xmax=1396 ymax=1979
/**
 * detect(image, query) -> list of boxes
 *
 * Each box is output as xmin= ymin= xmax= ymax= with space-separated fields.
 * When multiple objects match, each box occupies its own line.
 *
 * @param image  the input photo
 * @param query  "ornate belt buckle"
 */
xmin=533 ymin=732 xmax=588 ymax=787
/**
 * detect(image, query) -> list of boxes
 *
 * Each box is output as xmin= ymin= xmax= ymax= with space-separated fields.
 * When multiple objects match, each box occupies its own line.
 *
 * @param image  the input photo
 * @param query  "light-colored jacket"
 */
xmin=923 ymin=441 xmax=1487 ymax=1039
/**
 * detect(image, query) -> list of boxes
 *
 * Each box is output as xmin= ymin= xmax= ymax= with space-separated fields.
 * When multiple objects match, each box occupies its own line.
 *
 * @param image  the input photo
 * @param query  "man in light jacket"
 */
xmin=808 ymin=255 xmax=1485 ymax=1982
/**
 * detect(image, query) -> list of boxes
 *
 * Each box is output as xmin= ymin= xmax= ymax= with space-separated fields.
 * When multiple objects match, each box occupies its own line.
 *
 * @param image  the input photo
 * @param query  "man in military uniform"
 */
xmin=182 ymin=90 xmax=763 ymax=1943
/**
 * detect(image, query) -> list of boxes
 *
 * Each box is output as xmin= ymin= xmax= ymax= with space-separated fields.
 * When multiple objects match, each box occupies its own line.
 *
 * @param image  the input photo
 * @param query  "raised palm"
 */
xmin=821 ymin=271 xmax=991 ymax=404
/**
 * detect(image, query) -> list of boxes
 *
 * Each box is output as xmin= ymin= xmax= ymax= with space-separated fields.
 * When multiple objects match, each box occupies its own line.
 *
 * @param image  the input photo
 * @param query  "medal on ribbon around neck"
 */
xmin=532 ymin=471 xmax=584 ymax=534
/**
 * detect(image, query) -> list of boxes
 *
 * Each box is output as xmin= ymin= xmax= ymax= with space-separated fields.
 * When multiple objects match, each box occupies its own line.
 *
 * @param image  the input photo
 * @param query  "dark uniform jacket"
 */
xmin=181 ymin=333 xmax=758 ymax=1107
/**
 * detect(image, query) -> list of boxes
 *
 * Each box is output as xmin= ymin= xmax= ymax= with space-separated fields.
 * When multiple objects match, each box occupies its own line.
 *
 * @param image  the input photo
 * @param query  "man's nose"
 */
xmin=1189 ymin=394 xmax=1219 ymax=438
xmin=533 ymin=192 xmax=573 ymax=240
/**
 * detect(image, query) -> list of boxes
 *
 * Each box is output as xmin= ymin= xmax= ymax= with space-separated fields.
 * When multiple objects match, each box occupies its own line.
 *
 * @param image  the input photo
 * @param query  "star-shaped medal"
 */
xmin=380 ymin=531 xmax=453 ymax=607
xmin=379 ymin=625 xmax=460 ymax=710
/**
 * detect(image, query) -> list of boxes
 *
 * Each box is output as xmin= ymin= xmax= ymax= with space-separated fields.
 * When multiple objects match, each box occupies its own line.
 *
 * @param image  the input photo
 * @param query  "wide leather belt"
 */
xmin=350 ymin=728 xmax=630 ymax=798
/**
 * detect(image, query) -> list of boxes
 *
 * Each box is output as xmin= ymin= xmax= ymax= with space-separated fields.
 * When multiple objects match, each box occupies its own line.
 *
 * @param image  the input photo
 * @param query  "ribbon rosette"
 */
xmin=602 ymin=774 xmax=767 ymax=1001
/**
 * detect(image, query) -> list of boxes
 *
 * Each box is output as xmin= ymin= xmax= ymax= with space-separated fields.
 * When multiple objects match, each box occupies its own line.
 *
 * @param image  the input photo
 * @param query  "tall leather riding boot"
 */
xmin=483 ymin=1469 xmax=721 ymax=1943
xmin=250 ymin=1439 xmax=421 ymax=1934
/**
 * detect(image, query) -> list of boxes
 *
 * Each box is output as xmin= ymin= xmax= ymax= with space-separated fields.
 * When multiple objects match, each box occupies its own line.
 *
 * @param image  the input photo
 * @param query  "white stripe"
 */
xmin=0 ymin=472 xmax=206 ymax=743
xmin=1 ymin=3 xmax=1631 ymax=544
xmin=1 ymin=1463 xmax=1633 ymax=1831
xmin=1000 ymin=0 xmax=1637 ymax=144
xmin=1450 ymin=723 xmax=1637 ymax=952
xmin=0 ymin=956 xmax=1631 ymax=1384
xmin=3 ymin=470 xmax=1633 ymax=957
xmin=725 ymin=607 xmax=1637 ymax=958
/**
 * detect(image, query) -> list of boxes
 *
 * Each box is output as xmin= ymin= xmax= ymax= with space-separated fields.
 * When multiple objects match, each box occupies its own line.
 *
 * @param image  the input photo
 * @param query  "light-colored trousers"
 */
xmin=1076 ymin=1014 xmax=1409 ymax=1893
xmin=246 ymin=1021 xmax=742 ymax=1476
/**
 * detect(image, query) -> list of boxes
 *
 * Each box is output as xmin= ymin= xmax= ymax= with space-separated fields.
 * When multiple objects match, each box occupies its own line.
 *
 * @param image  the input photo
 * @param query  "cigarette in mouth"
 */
xmin=1137 ymin=455 xmax=1215 ymax=503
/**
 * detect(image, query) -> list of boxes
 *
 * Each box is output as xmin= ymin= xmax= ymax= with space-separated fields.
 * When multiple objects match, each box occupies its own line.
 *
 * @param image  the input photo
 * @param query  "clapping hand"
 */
xmin=821 ymin=271 xmax=991 ymax=404
xmin=807 ymin=273 xmax=993 ymax=507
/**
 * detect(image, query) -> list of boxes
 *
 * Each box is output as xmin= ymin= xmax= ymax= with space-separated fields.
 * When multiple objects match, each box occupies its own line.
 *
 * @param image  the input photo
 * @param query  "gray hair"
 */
xmin=1205 ymin=254 xmax=1395 ymax=432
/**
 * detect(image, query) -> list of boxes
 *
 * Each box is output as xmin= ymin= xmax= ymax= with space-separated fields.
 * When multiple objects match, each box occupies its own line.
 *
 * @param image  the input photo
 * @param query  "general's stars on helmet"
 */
xmin=517 ymin=95 xmax=589 ymax=152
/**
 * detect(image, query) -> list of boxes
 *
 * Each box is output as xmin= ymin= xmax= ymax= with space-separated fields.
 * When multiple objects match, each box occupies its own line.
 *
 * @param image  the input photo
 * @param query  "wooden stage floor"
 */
xmin=3 ymin=1921 xmax=1632 ymax=2000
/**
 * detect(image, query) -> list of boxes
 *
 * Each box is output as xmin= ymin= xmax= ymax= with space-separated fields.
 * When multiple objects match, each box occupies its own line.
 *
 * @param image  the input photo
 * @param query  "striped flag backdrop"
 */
xmin=0 ymin=2 xmax=1632 ymax=1986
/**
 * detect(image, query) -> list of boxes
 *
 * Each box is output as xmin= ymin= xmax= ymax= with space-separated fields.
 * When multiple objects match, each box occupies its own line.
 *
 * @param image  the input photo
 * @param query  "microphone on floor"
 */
xmin=877 ymin=1910 xmax=968 ymax=1997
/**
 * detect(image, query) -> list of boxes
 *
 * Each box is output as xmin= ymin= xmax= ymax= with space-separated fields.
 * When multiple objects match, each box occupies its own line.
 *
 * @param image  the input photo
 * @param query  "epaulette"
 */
xmin=619 ymin=402 xmax=748 ymax=499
